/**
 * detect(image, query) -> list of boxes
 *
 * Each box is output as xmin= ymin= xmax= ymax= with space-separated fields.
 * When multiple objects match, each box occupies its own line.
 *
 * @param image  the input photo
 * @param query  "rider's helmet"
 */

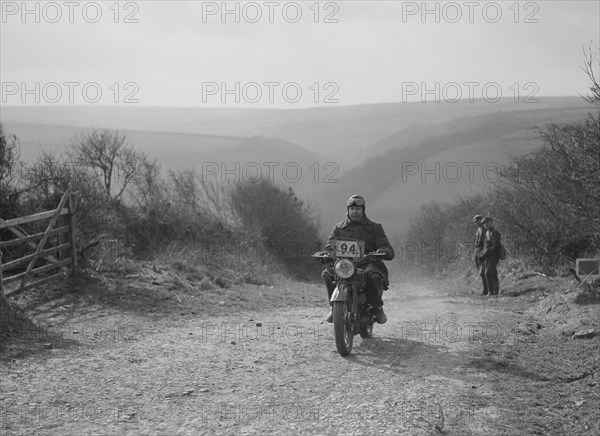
xmin=346 ymin=195 xmax=366 ymax=212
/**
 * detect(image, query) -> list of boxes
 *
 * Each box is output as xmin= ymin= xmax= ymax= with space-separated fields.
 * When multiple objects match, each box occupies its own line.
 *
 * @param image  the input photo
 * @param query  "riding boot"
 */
xmin=369 ymin=274 xmax=387 ymax=323
xmin=369 ymin=274 xmax=384 ymax=305
xmin=322 ymin=269 xmax=335 ymax=323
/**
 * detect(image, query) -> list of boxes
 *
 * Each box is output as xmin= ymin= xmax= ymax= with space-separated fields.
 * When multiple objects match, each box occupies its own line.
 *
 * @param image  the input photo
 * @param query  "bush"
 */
xmin=401 ymin=50 xmax=600 ymax=276
xmin=229 ymin=179 xmax=322 ymax=279
xmin=122 ymin=167 xmax=234 ymax=254
xmin=0 ymin=123 xmax=22 ymax=218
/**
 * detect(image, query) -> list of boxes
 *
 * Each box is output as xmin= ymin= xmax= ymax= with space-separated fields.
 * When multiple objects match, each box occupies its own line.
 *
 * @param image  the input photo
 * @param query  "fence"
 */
xmin=0 ymin=188 xmax=77 ymax=297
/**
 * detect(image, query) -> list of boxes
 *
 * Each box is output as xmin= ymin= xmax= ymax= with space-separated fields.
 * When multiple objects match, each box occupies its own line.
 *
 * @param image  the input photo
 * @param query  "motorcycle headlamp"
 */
xmin=334 ymin=258 xmax=355 ymax=279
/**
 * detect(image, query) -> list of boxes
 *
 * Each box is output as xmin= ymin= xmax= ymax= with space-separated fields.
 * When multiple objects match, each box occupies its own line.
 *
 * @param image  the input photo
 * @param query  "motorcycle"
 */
xmin=313 ymin=238 xmax=387 ymax=356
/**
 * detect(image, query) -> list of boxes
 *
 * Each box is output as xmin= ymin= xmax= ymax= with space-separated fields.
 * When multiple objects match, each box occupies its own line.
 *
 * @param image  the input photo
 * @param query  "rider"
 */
xmin=321 ymin=195 xmax=395 ymax=324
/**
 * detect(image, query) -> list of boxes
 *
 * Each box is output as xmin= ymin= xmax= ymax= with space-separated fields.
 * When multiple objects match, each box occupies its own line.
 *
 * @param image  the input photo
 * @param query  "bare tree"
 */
xmin=0 ymin=123 xmax=22 ymax=210
xmin=69 ymin=129 xmax=146 ymax=202
xmin=581 ymin=43 xmax=600 ymax=106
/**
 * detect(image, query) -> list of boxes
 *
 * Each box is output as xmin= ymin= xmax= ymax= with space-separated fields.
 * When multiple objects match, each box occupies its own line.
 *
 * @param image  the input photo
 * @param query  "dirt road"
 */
xmin=1 ymin=278 xmax=597 ymax=435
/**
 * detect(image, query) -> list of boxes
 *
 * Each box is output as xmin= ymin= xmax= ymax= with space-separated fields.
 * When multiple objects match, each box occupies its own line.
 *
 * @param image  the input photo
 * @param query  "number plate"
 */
xmin=334 ymin=239 xmax=363 ymax=258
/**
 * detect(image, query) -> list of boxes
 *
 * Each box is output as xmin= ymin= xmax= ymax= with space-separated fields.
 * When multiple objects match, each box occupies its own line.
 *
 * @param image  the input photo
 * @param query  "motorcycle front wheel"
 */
xmin=333 ymin=300 xmax=353 ymax=356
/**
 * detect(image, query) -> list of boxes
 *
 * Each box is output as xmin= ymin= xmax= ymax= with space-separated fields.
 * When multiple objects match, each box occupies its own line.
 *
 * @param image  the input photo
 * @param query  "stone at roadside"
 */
xmin=572 ymin=329 xmax=596 ymax=339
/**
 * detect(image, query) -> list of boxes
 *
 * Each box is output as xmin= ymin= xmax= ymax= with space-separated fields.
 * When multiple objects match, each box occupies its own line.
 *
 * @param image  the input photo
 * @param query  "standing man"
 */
xmin=472 ymin=215 xmax=488 ymax=295
xmin=480 ymin=216 xmax=501 ymax=296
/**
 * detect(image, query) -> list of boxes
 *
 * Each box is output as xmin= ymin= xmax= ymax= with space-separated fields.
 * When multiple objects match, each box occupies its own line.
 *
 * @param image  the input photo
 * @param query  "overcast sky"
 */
xmin=1 ymin=0 xmax=598 ymax=108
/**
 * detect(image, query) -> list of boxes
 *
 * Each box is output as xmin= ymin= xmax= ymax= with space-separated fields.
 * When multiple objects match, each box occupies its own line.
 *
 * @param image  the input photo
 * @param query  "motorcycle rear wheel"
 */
xmin=359 ymin=310 xmax=374 ymax=338
xmin=333 ymin=300 xmax=353 ymax=356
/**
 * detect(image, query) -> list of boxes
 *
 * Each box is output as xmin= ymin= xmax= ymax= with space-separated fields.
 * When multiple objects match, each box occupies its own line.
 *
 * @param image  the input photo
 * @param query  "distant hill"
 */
xmin=309 ymin=104 xmax=595 ymax=236
xmin=2 ymin=122 xmax=330 ymax=197
xmin=1 ymin=122 xmax=244 ymax=163
xmin=1 ymin=97 xmax=594 ymax=237
xmin=1 ymin=97 xmax=587 ymax=169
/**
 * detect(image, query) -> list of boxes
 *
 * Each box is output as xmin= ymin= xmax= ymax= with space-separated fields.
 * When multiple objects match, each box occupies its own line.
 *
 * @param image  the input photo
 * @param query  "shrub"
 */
xmin=401 ymin=49 xmax=600 ymax=276
xmin=229 ymin=179 xmax=322 ymax=279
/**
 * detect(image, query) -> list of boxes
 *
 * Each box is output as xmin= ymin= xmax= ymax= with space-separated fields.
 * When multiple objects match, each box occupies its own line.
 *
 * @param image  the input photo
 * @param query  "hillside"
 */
xmin=1 ymin=97 xmax=594 ymax=237
xmin=2 ymin=123 xmax=330 ymax=185
xmin=1 ymin=97 xmax=586 ymax=169
xmin=310 ymin=104 xmax=595 ymax=235
xmin=1 ymin=123 xmax=245 ymax=163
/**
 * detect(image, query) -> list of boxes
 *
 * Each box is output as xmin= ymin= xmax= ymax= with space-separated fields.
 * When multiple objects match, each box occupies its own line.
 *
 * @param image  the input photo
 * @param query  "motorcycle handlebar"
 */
xmin=311 ymin=251 xmax=387 ymax=260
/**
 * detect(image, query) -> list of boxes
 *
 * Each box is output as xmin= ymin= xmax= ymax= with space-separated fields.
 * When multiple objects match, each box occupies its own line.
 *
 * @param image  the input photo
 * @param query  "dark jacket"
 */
xmin=480 ymin=227 xmax=501 ymax=262
xmin=474 ymin=226 xmax=486 ymax=253
xmin=324 ymin=215 xmax=394 ymax=287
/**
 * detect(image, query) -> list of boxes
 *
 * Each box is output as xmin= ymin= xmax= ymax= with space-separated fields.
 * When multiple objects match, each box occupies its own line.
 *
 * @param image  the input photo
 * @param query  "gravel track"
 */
xmin=1 ymin=281 xmax=519 ymax=435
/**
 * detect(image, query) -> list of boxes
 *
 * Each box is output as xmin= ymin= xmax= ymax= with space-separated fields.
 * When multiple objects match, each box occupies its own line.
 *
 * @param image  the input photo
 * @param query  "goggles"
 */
xmin=346 ymin=196 xmax=365 ymax=207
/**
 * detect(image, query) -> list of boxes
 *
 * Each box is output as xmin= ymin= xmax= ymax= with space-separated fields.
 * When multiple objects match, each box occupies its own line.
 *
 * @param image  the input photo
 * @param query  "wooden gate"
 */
xmin=0 ymin=188 xmax=77 ymax=297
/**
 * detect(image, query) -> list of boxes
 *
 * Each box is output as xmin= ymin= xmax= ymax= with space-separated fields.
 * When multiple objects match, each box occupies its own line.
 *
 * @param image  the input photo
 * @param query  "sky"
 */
xmin=1 ymin=0 xmax=599 ymax=108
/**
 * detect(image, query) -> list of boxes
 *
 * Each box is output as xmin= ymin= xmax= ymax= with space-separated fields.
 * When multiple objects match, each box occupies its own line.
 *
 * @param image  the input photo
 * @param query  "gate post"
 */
xmin=0 ymin=251 xmax=4 ymax=296
xmin=68 ymin=191 xmax=78 ymax=275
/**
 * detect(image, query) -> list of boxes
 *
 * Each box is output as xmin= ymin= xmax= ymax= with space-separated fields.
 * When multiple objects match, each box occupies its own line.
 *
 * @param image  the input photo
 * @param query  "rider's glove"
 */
xmin=315 ymin=250 xmax=333 ymax=264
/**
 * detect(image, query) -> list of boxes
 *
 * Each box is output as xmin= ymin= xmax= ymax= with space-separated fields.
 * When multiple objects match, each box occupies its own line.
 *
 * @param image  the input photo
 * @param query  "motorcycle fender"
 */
xmin=330 ymin=284 xmax=350 ymax=302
